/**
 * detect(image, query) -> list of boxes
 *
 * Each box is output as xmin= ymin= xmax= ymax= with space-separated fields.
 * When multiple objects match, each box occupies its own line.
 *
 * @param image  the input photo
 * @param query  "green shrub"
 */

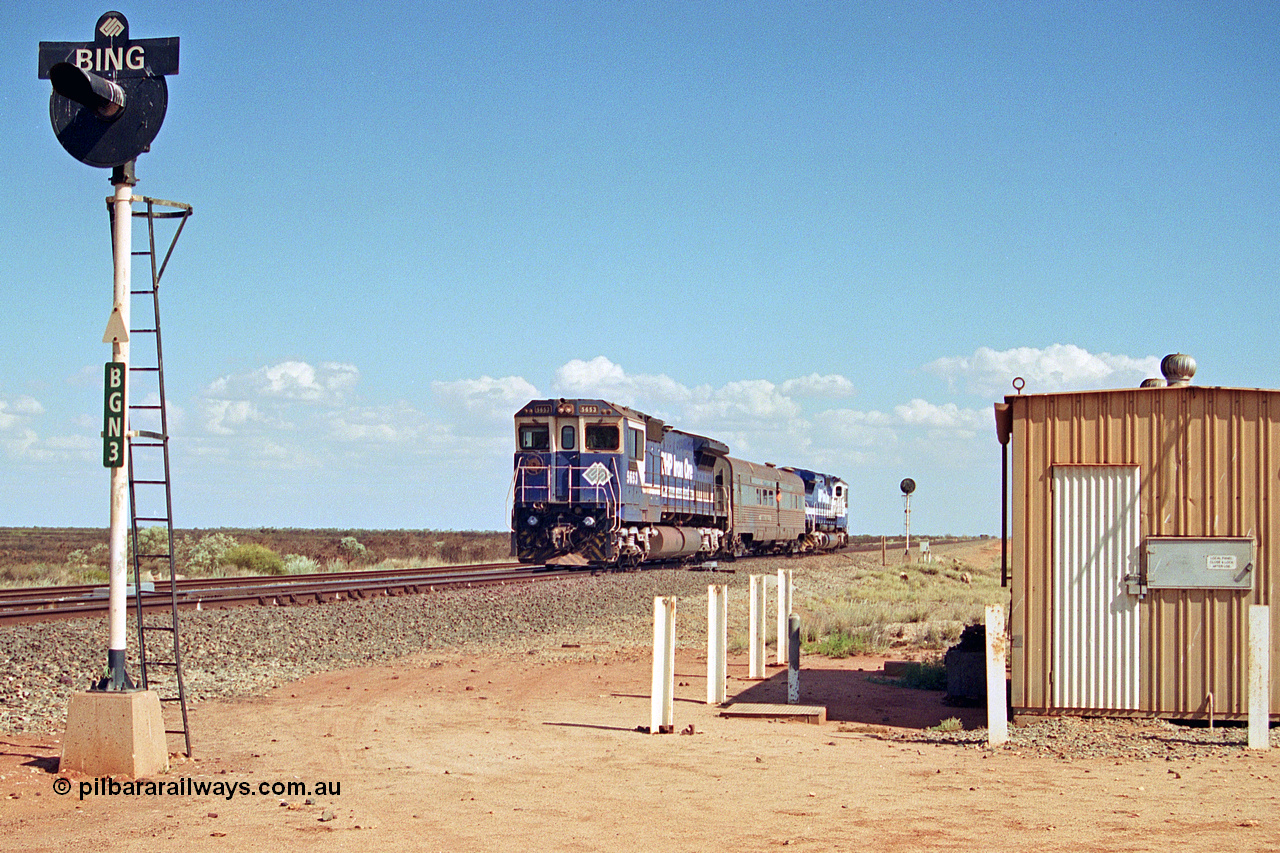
xmin=798 ymin=556 xmax=1008 ymax=654
xmin=134 ymin=526 xmax=169 ymax=558
xmin=180 ymin=533 xmax=239 ymax=575
xmin=896 ymin=659 xmax=947 ymax=691
xmin=339 ymin=536 xmax=372 ymax=565
xmin=807 ymin=628 xmax=890 ymax=657
xmin=282 ymin=554 xmax=322 ymax=575
xmin=221 ymin=543 xmax=285 ymax=576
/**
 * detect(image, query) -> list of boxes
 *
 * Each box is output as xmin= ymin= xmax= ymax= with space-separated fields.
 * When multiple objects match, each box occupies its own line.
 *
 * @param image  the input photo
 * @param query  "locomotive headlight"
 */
xmin=583 ymin=515 xmax=596 ymax=527
xmin=526 ymin=515 xmax=539 ymax=527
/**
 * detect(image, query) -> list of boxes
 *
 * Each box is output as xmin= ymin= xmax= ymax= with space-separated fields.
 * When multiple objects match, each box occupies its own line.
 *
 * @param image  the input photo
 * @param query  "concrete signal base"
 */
xmin=60 ymin=690 xmax=170 ymax=778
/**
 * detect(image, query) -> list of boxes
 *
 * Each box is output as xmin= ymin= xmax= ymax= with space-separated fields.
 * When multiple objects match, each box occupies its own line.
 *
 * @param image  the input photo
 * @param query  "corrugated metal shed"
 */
xmin=1001 ymin=382 xmax=1279 ymax=720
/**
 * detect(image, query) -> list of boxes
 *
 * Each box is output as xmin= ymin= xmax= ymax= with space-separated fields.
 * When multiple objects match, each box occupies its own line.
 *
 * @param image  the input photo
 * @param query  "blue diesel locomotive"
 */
xmin=511 ymin=398 xmax=850 ymax=566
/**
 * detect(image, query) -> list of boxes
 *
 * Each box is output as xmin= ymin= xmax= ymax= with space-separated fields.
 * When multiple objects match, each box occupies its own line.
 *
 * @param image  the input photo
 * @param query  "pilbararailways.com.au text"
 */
xmin=59 ymin=777 xmax=342 ymax=801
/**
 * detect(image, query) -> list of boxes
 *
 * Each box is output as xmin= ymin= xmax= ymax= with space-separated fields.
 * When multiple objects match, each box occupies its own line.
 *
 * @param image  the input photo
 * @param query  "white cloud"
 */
xmin=206 ymin=361 xmax=359 ymax=404
xmin=543 ymin=358 xmax=871 ymax=465
xmin=780 ymin=373 xmax=856 ymax=398
xmin=893 ymin=399 xmax=990 ymax=432
xmin=552 ymin=357 xmax=853 ymax=417
xmin=328 ymin=402 xmax=442 ymax=445
xmin=2 ymin=427 xmax=41 ymax=459
xmin=0 ymin=396 xmax=44 ymax=430
xmin=924 ymin=345 xmax=1161 ymax=398
xmin=202 ymin=399 xmax=270 ymax=436
xmin=0 ymin=396 xmax=93 ymax=462
xmin=685 ymin=380 xmax=801 ymax=424
xmin=0 ymin=427 xmax=94 ymax=462
xmin=553 ymin=356 xmax=689 ymax=406
xmin=555 ymin=356 xmax=627 ymax=391
xmin=201 ymin=360 xmax=362 ymax=439
xmin=432 ymin=375 xmax=540 ymax=422
xmin=11 ymin=396 xmax=44 ymax=416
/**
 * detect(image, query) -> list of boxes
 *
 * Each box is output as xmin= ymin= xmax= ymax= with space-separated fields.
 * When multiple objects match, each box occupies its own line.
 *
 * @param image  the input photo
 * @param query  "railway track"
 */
xmin=0 ymin=562 xmax=574 ymax=626
xmin=0 ymin=537 xmax=978 ymax=626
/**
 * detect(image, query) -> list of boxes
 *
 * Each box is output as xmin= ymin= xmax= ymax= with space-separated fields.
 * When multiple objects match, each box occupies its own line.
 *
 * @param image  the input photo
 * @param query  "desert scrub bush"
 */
xmin=178 ymin=532 xmax=239 ymax=575
xmin=429 ymin=532 xmax=509 ymax=566
xmin=220 ymin=543 xmax=285 ymax=575
xmin=437 ymin=540 xmax=465 ymax=564
xmin=929 ymin=717 xmax=963 ymax=733
xmin=65 ymin=549 xmax=92 ymax=568
xmin=0 ymin=564 xmax=45 ymax=585
xmin=798 ymin=558 xmax=1007 ymax=652
xmin=282 ymin=554 xmax=321 ymax=574
xmin=896 ymin=659 xmax=947 ymax=690
xmin=339 ymin=536 xmax=372 ymax=566
xmin=0 ymin=562 xmax=91 ymax=587
xmin=921 ymin=621 xmax=963 ymax=648
xmin=806 ymin=627 xmax=890 ymax=657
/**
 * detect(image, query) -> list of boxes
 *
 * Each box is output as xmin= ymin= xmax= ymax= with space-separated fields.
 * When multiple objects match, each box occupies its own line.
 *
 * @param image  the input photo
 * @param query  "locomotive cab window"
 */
xmin=628 ymin=427 xmax=644 ymax=460
xmin=586 ymin=424 xmax=619 ymax=451
xmin=561 ymin=425 xmax=576 ymax=450
xmin=519 ymin=424 xmax=549 ymax=450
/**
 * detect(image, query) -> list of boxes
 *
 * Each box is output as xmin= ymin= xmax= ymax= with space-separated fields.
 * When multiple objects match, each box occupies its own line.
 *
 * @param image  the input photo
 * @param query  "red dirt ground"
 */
xmin=2 ymin=647 xmax=1278 ymax=852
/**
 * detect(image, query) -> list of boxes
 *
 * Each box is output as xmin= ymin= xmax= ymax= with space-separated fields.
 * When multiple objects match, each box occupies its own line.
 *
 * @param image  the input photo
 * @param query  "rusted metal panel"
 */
xmin=1006 ymin=386 xmax=1280 ymax=719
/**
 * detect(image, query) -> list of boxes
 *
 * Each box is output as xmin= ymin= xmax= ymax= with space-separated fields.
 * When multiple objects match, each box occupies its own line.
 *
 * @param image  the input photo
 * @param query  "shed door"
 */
xmin=1052 ymin=466 xmax=1141 ymax=710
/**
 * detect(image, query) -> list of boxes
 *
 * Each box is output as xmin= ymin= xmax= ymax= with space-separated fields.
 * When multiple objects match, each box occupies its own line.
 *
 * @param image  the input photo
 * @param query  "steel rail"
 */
xmin=0 ymin=562 xmax=567 ymax=625
xmin=0 ymin=538 xmax=978 ymax=625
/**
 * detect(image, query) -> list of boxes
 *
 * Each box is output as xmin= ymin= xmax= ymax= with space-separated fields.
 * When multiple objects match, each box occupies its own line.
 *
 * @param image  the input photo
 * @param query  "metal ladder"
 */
xmin=113 ymin=194 xmax=193 ymax=757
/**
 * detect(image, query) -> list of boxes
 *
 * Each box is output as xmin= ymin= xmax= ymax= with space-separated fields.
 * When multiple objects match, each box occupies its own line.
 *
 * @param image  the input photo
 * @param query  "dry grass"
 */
xmin=796 ymin=540 xmax=1008 ymax=654
xmin=0 ymin=528 xmax=511 ymax=588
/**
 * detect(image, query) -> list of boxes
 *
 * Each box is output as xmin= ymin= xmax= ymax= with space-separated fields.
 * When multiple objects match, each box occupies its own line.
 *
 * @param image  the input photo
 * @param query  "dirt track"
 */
xmin=3 ymin=646 xmax=1278 ymax=852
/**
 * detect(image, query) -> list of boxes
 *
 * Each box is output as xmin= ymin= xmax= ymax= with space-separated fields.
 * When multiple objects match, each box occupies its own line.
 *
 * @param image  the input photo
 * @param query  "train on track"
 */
xmin=510 ymin=398 xmax=849 ymax=566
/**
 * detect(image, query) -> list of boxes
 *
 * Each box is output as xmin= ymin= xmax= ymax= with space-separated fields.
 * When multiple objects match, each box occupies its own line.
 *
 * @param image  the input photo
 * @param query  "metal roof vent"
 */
xmin=1140 ymin=377 xmax=1166 ymax=388
xmin=1161 ymin=353 xmax=1196 ymax=387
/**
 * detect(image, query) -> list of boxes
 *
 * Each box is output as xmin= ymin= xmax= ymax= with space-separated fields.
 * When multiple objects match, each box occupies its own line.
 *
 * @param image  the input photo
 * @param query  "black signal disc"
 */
xmin=50 ymin=75 xmax=167 ymax=168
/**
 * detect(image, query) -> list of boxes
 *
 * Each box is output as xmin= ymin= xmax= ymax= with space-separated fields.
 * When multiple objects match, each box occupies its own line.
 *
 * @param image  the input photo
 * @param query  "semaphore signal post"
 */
xmin=38 ymin=11 xmax=183 ymax=778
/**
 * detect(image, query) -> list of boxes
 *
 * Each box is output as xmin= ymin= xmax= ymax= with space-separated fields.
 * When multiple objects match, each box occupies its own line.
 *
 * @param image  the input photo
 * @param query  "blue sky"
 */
xmin=4 ymin=2 xmax=1278 ymax=535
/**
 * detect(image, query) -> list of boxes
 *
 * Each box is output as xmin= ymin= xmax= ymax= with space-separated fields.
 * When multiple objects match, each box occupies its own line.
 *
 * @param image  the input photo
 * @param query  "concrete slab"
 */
xmin=60 ymin=690 xmax=169 ymax=778
xmin=719 ymin=702 xmax=827 ymax=724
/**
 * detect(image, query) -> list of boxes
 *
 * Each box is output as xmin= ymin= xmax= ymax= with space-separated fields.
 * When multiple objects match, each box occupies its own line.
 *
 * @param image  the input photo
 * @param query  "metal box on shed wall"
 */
xmin=1004 ymin=385 xmax=1279 ymax=720
xmin=1145 ymin=536 xmax=1255 ymax=590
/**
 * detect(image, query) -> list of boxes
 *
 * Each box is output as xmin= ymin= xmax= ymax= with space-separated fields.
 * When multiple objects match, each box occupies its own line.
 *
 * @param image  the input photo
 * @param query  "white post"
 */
xmin=650 ymin=596 xmax=676 ymax=734
xmin=1248 ymin=605 xmax=1270 ymax=750
xmin=985 ymin=604 xmax=1009 ymax=746
xmin=105 ymin=171 xmax=134 ymax=690
xmin=707 ymin=585 xmax=727 ymax=705
xmin=776 ymin=569 xmax=793 ymax=665
xmin=749 ymin=575 xmax=766 ymax=679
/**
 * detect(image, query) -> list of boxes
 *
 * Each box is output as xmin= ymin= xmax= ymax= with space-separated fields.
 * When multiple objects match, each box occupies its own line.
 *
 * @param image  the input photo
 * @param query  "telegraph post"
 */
xmin=39 ymin=11 xmax=179 ymax=777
